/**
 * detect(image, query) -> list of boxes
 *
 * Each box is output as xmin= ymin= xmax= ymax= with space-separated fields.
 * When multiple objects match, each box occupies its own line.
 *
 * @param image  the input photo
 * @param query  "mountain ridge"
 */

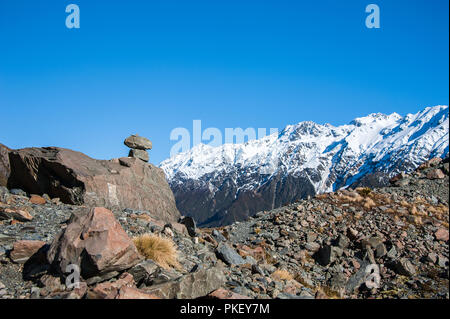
xmin=161 ymin=105 xmax=449 ymax=226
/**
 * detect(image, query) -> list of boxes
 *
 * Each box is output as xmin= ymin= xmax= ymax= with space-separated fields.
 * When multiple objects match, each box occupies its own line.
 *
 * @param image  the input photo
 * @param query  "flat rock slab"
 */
xmin=124 ymin=135 xmax=152 ymax=150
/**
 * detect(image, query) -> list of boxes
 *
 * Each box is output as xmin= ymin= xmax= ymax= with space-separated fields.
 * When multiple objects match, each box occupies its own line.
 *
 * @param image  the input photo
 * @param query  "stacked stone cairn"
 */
xmin=124 ymin=134 xmax=152 ymax=162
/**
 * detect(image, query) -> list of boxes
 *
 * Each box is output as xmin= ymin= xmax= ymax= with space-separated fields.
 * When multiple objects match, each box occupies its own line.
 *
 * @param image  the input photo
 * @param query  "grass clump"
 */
xmin=133 ymin=233 xmax=181 ymax=270
xmin=271 ymin=269 xmax=294 ymax=281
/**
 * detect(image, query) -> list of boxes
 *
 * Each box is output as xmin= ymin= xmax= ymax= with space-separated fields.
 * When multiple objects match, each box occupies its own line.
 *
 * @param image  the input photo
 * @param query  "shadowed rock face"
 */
xmin=0 ymin=143 xmax=10 ymax=187
xmin=6 ymin=147 xmax=180 ymax=223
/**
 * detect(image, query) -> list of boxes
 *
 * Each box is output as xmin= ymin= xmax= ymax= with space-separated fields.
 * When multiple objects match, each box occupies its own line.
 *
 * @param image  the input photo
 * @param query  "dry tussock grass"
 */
xmin=133 ymin=234 xmax=181 ymax=270
xmin=271 ymin=269 xmax=294 ymax=281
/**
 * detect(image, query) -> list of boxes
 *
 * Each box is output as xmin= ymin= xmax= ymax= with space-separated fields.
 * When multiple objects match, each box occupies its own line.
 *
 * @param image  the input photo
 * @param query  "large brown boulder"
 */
xmin=47 ymin=207 xmax=142 ymax=280
xmin=7 ymin=147 xmax=180 ymax=222
xmin=0 ymin=143 xmax=10 ymax=187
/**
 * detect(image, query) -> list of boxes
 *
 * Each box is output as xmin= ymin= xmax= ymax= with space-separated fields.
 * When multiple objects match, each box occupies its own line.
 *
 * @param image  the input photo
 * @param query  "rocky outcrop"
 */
xmin=0 ymin=143 xmax=10 ymax=187
xmin=47 ymin=207 xmax=142 ymax=281
xmin=7 ymin=147 xmax=180 ymax=223
xmin=124 ymin=134 xmax=152 ymax=163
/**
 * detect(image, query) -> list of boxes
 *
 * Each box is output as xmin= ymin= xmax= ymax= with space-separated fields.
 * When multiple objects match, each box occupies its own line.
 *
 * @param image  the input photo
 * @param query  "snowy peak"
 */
xmin=162 ymin=105 xmax=448 ymax=186
xmin=160 ymin=105 xmax=449 ymax=226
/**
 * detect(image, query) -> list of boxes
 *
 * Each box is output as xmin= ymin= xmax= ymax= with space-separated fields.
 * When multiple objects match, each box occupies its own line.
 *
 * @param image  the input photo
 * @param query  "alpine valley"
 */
xmin=160 ymin=105 xmax=450 ymax=227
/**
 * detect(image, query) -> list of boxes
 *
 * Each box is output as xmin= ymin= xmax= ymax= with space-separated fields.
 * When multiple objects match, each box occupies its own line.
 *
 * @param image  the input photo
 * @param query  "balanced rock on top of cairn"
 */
xmin=124 ymin=134 xmax=152 ymax=162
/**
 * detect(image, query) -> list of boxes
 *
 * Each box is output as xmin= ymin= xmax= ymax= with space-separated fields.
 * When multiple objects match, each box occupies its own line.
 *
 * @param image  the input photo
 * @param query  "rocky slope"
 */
xmin=0 ymin=156 xmax=448 ymax=299
xmin=161 ymin=105 xmax=449 ymax=227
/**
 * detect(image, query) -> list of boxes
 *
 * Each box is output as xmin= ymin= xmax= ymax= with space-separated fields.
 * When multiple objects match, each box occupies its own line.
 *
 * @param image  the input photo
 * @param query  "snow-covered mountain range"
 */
xmin=160 ymin=105 xmax=449 ymax=226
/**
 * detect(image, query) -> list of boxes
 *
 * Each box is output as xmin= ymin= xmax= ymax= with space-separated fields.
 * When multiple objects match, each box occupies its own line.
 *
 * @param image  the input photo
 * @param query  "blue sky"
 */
xmin=0 ymin=0 xmax=448 ymax=164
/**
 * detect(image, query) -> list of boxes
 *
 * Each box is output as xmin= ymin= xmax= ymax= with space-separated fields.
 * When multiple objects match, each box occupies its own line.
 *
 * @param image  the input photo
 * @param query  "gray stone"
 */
xmin=144 ymin=266 xmax=225 ymax=299
xmin=216 ymin=243 xmax=247 ymax=265
xmin=124 ymin=135 xmax=153 ymax=150
xmin=128 ymin=149 xmax=149 ymax=162
xmin=10 ymin=188 xmax=27 ymax=197
xmin=391 ymin=258 xmax=416 ymax=276
xmin=127 ymin=260 xmax=160 ymax=286
xmin=212 ymin=229 xmax=226 ymax=242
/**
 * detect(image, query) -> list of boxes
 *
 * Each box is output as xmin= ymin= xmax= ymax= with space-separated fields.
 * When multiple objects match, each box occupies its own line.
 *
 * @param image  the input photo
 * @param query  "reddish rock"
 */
xmin=0 ymin=207 xmax=33 ymax=222
xmin=435 ymin=228 xmax=449 ymax=241
xmin=10 ymin=240 xmax=46 ymax=264
xmin=47 ymin=207 xmax=142 ymax=280
xmin=208 ymin=288 xmax=251 ymax=299
xmin=237 ymin=245 xmax=265 ymax=261
xmin=426 ymin=169 xmax=445 ymax=180
xmin=0 ymin=143 xmax=10 ymax=187
xmin=30 ymin=195 xmax=46 ymax=205
xmin=116 ymin=286 xmax=160 ymax=299
xmin=7 ymin=147 xmax=180 ymax=223
xmin=87 ymin=273 xmax=135 ymax=299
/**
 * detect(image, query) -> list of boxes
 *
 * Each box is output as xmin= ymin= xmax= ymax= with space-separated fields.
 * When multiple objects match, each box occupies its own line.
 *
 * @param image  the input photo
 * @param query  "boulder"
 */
xmin=216 ymin=243 xmax=247 ymax=265
xmin=47 ymin=207 xmax=142 ymax=280
xmin=128 ymin=260 xmax=160 ymax=286
xmin=10 ymin=240 xmax=46 ymax=264
xmin=7 ymin=147 xmax=180 ymax=223
xmin=390 ymin=258 xmax=417 ymax=276
xmin=124 ymin=135 xmax=152 ymax=150
xmin=128 ymin=149 xmax=149 ymax=162
xmin=87 ymin=272 xmax=160 ymax=299
xmin=87 ymin=273 xmax=135 ymax=299
xmin=0 ymin=143 xmax=10 ymax=187
xmin=143 ymin=266 xmax=226 ymax=299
